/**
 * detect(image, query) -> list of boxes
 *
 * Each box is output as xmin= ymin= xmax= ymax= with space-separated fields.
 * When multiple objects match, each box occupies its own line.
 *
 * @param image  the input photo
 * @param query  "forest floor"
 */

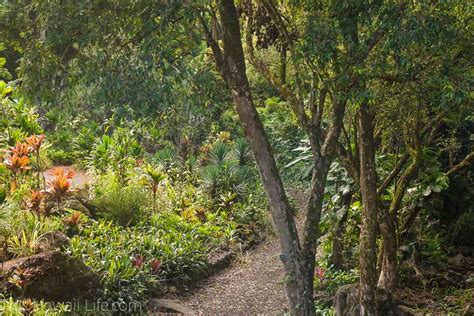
xmin=164 ymin=189 xmax=308 ymax=314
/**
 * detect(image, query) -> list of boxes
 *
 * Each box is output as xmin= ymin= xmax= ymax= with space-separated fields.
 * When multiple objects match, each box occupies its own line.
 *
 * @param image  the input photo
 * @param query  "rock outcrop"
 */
xmin=0 ymin=251 xmax=102 ymax=301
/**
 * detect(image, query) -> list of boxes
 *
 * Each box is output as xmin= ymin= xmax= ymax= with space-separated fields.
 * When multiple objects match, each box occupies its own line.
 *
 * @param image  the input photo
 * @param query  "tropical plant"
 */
xmin=232 ymin=137 xmax=252 ymax=166
xmin=68 ymin=213 xmax=228 ymax=302
xmin=25 ymin=134 xmax=47 ymax=188
xmin=144 ymin=164 xmax=166 ymax=212
xmin=2 ymin=141 xmax=35 ymax=193
xmin=46 ymin=167 xmax=75 ymax=211
xmin=7 ymin=223 xmax=44 ymax=257
xmin=209 ymin=142 xmax=230 ymax=166
xmin=25 ymin=190 xmax=46 ymax=219
xmin=62 ymin=210 xmax=83 ymax=236
xmin=92 ymin=174 xmax=150 ymax=226
xmin=0 ymin=296 xmax=68 ymax=316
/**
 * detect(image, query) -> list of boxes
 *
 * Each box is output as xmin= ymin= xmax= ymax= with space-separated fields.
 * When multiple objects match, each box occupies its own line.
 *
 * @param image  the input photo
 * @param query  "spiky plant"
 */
xmin=209 ymin=142 xmax=230 ymax=165
xmin=218 ymin=131 xmax=231 ymax=143
xmin=20 ymin=299 xmax=35 ymax=316
xmin=3 ymin=143 xmax=31 ymax=192
xmin=201 ymin=164 xmax=221 ymax=198
xmin=26 ymin=190 xmax=46 ymax=219
xmin=233 ymin=137 xmax=252 ymax=166
xmin=63 ymin=211 xmax=83 ymax=236
xmin=153 ymin=148 xmax=177 ymax=170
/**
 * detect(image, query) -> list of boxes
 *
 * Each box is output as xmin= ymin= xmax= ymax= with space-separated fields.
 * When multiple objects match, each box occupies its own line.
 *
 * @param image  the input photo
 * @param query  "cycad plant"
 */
xmin=201 ymin=164 xmax=221 ymax=199
xmin=209 ymin=142 xmax=230 ymax=165
xmin=145 ymin=164 xmax=166 ymax=212
xmin=153 ymin=148 xmax=177 ymax=171
xmin=201 ymin=139 xmax=256 ymax=199
xmin=233 ymin=137 xmax=252 ymax=166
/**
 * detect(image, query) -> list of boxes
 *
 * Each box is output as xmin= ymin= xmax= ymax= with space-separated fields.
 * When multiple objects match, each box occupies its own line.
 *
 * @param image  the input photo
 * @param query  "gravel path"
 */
xmin=177 ymin=233 xmax=291 ymax=314
xmin=168 ymin=190 xmax=308 ymax=315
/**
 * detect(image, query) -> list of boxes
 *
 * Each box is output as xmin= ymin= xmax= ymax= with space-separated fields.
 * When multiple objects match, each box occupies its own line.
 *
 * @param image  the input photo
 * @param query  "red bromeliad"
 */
xmin=150 ymin=258 xmax=161 ymax=274
xmin=132 ymin=255 xmax=145 ymax=268
xmin=315 ymin=267 xmax=325 ymax=281
xmin=25 ymin=134 xmax=45 ymax=153
xmin=7 ymin=142 xmax=31 ymax=157
xmin=2 ymin=144 xmax=32 ymax=192
xmin=46 ymin=167 xmax=75 ymax=210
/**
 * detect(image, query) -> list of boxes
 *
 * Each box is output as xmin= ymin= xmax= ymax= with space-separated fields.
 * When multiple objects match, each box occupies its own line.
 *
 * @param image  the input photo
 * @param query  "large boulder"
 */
xmin=0 ymin=251 xmax=102 ymax=301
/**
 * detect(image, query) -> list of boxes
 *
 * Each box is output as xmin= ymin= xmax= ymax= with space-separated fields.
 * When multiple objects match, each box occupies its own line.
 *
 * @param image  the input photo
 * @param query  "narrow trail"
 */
xmin=167 ymin=190 xmax=308 ymax=315
xmin=174 ymin=232 xmax=291 ymax=314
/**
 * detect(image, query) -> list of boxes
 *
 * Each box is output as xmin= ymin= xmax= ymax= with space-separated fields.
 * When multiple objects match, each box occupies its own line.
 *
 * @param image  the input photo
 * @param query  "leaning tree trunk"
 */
xmin=202 ymin=1 xmax=316 ymax=314
xmin=357 ymin=101 xmax=378 ymax=315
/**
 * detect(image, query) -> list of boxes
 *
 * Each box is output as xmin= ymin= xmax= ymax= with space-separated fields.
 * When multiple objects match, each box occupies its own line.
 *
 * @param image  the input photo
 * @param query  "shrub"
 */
xmin=47 ymin=149 xmax=75 ymax=165
xmin=314 ymin=266 xmax=359 ymax=295
xmin=92 ymin=174 xmax=150 ymax=226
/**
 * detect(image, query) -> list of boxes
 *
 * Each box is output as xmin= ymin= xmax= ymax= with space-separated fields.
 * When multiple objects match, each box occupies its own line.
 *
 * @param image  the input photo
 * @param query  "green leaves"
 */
xmin=68 ymin=213 xmax=226 ymax=302
xmin=145 ymin=164 xmax=166 ymax=187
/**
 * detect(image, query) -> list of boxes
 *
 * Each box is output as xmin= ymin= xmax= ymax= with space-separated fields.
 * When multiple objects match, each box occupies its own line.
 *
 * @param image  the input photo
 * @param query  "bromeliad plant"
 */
xmin=2 ymin=142 xmax=32 ymax=192
xmin=25 ymin=190 xmax=46 ymax=219
xmin=25 ymin=134 xmax=46 ymax=189
xmin=46 ymin=167 xmax=75 ymax=211
xmin=62 ymin=210 xmax=83 ymax=236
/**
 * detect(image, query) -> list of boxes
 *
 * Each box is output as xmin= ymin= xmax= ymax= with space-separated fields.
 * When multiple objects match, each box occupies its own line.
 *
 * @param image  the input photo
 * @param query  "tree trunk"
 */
xmin=331 ymin=191 xmax=352 ymax=270
xmin=280 ymin=43 xmax=287 ymax=84
xmin=204 ymin=1 xmax=316 ymax=314
xmin=232 ymin=95 xmax=314 ymax=313
xmin=357 ymin=101 xmax=378 ymax=315
xmin=379 ymin=145 xmax=422 ymax=290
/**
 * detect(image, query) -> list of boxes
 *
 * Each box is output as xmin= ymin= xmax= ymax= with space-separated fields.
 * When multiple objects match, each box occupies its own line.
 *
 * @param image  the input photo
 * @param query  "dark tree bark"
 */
xmin=280 ymin=43 xmax=287 ymax=84
xmin=357 ymin=101 xmax=378 ymax=315
xmin=331 ymin=191 xmax=352 ymax=270
xmin=200 ymin=1 xmax=315 ymax=314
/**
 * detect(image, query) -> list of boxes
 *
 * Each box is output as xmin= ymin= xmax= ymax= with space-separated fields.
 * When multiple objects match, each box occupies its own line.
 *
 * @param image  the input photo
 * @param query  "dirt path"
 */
xmin=175 ymin=233 xmax=291 ymax=314
xmin=166 ymin=190 xmax=308 ymax=315
xmin=43 ymin=165 xmax=91 ymax=189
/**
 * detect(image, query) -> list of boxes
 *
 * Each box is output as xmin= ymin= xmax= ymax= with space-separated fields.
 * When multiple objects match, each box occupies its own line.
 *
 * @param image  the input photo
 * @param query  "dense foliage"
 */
xmin=0 ymin=0 xmax=472 ymax=314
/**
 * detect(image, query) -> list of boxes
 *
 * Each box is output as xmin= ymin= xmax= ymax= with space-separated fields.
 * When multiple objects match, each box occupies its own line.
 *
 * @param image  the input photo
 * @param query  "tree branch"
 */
xmin=377 ymin=152 xmax=409 ymax=198
xmin=446 ymin=151 xmax=474 ymax=177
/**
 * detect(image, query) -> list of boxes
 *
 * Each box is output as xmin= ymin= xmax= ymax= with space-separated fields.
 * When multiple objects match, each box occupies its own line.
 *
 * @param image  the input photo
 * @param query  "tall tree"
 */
xmin=197 ymin=1 xmax=315 ymax=313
